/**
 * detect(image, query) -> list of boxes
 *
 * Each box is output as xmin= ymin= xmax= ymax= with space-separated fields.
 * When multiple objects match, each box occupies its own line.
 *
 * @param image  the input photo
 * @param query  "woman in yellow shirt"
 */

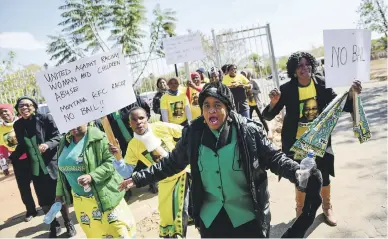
xmin=111 ymin=107 xmax=190 ymax=238
xmin=160 ymin=78 xmax=192 ymax=126
xmin=187 ymin=72 xmax=204 ymax=119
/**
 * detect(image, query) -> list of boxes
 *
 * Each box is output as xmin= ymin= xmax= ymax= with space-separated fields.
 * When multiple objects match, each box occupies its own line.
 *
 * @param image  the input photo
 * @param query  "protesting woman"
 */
xmin=263 ymin=51 xmax=362 ymax=226
xmin=56 ymin=124 xmax=136 ymax=238
xmin=10 ymin=97 xmax=75 ymax=237
xmin=153 ymin=78 xmax=168 ymax=117
xmin=187 ymin=72 xmax=204 ymax=119
xmin=160 ymin=78 xmax=192 ymax=126
xmin=0 ymin=104 xmax=37 ymax=221
xmin=119 ymin=83 xmax=322 ymax=238
xmin=222 ymin=64 xmax=252 ymax=117
xmin=111 ymin=107 xmax=190 ymax=238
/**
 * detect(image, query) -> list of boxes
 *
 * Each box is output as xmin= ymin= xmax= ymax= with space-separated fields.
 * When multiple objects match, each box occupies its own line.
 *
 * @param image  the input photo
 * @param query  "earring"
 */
xmin=294 ymin=73 xmax=297 ymax=78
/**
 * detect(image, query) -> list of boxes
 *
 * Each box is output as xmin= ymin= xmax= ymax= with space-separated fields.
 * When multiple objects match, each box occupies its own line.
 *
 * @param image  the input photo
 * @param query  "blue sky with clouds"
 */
xmin=0 ymin=0 xmax=385 ymax=67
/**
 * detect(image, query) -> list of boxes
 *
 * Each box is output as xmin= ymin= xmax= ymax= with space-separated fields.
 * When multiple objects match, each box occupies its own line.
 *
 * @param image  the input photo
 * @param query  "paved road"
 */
xmin=0 ymin=81 xmax=386 ymax=238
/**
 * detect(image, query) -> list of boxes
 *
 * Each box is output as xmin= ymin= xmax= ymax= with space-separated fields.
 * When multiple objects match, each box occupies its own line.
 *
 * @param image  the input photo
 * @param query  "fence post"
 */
xmin=265 ymin=23 xmax=280 ymax=89
xmin=211 ymin=29 xmax=222 ymax=68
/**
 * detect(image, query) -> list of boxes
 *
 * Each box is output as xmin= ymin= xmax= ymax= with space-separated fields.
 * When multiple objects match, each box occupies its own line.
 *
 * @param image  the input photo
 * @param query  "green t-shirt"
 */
xmin=58 ymin=135 xmax=92 ymax=196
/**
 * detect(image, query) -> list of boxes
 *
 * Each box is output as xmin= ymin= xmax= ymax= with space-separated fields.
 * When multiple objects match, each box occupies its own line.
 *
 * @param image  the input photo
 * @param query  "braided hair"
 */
xmin=286 ymin=52 xmax=317 ymax=79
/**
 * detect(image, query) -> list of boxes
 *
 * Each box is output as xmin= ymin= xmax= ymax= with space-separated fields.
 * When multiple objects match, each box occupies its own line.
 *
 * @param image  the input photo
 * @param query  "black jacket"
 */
xmin=263 ymin=75 xmax=353 ymax=155
xmin=152 ymin=91 xmax=165 ymax=115
xmin=132 ymin=111 xmax=300 ymax=237
xmin=10 ymin=113 xmax=61 ymax=165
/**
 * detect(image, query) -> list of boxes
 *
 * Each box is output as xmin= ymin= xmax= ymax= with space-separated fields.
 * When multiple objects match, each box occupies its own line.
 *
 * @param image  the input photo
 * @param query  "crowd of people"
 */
xmin=0 ymin=52 xmax=362 ymax=238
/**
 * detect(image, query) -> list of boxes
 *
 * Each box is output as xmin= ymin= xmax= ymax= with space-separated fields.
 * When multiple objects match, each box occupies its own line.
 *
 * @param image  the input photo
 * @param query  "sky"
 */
xmin=0 ymin=0 xmax=385 ymax=68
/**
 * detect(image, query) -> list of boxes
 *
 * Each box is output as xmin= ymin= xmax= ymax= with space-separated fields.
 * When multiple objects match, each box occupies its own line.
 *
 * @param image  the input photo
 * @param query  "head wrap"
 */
xmin=198 ymin=83 xmax=235 ymax=112
xmin=190 ymin=72 xmax=200 ymax=80
xmin=0 ymin=104 xmax=14 ymax=112
xmin=209 ymin=66 xmax=219 ymax=75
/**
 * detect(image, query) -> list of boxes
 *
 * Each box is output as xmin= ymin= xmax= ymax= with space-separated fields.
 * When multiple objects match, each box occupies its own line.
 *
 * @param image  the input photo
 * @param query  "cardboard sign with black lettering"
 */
xmin=323 ymin=29 xmax=371 ymax=88
xmin=36 ymin=49 xmax=136 ymax=133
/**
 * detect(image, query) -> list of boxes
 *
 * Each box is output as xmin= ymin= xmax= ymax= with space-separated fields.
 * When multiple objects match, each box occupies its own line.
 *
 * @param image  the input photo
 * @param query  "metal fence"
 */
xmin=128 ymin=23 xmax=279 ymax=106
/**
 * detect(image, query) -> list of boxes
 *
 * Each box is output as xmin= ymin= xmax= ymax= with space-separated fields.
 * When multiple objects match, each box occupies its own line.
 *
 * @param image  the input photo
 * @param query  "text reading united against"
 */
xmin=36 ymin=49 xmax=136 ymax=133
xmin=163 ymin=33 xmax=206 ymax=65
xmin=323 ymin=29 xmax=371 ymax=88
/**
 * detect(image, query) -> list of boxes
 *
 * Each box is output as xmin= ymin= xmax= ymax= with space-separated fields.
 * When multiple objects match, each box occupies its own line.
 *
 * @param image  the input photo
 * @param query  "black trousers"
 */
xmin=32 ymin=169 xmax=57 ymax=207
xmin=12 ymin=159 xmax=37 ymax=215
xmin=249 ymin=105 xmax=269 ymax=132
xmin=199 ymin=208 xmax=266 ymax=238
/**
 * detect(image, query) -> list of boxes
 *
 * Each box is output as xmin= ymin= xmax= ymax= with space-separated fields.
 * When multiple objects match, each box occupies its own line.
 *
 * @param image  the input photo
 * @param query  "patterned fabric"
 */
xmin=353 ymin=95 xmax=372 ymax=143
xmin=72 ymin=192 xmax=136 ymax=239
xmin=291 ymin=92 xmax=371 ymax=158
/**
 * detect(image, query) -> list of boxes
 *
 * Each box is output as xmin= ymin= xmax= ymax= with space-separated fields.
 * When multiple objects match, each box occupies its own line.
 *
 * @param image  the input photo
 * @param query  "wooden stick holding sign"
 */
xmin=35 ymin=49 xmax=137 ymax=158
xmin=100 ymin=116 xmax=122 ymax=160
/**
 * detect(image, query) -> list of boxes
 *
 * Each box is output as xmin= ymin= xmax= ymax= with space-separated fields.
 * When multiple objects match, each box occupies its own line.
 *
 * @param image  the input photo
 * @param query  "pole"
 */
xmin=169 ymin=33 xmax=179 ymax=77
xmin=184 ymin=62 xmax=190 ymax=82
xmin=211 ymin=29 xmax=222 ymax=68
xmin=265 ymin=23 xmax=280 ymax=89
xmin=174 ymin=64 xmax=179 ymax=77
xmin=100 ymin=116 xmax=122 ymax=160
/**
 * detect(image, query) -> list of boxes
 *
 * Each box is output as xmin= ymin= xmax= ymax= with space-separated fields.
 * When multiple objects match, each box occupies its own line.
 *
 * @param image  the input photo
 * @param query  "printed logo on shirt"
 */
xmin=170 ymin=101 xmax=184 ymax=118
xmin=107 ymin=209 xmax=118 ymax=224
xmin=192 ymin=93 xmax=199 ymax=106
xmin=141 ymin=139 xmax=169 ymax=164
xmin=3 ymin=130 xmax=17 ymax=149
xmin=299 ymin=97 xmax=319 ymax=124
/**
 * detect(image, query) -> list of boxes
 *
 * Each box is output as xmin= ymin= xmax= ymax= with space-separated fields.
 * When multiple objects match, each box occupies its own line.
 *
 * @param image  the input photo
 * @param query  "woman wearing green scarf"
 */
xmin=10 ymin=96 xmax=76 ymax=238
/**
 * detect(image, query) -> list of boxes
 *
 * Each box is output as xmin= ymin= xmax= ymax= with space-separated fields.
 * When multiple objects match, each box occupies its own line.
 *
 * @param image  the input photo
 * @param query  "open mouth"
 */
xmin=21 ymin=109 xmax=30 ymax=115
xmin=208 ymin=116 xmax=219 ymax=125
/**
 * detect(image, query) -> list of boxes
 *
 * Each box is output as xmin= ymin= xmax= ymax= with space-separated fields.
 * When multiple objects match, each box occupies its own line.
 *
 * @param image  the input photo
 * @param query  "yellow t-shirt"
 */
xmin=202 ymin=77 xmax=210 ymax=84
xmin=160 ymin=92 xmax=190 ymax=125
xmin=188 ymin=84 xmax=203 ymax=119
xmin=248 ymin=97 xmax=256 ymax=106
xmin=0 ymin=123 xmax=17 ymax=151
xmin=124 ymin=122 xmax=186 ymax=182
xmin=222 ymin=74 xmax=249 ymax=86
xmin=296 ymin=82 xmax=319 ymax=140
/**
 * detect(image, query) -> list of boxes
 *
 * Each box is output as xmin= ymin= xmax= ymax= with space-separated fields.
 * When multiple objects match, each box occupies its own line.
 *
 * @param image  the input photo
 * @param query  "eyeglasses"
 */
xmin=18 ymin=103 xmax=33 ymax=109
xmin=297 ymin=63 xmax=311 ymax=69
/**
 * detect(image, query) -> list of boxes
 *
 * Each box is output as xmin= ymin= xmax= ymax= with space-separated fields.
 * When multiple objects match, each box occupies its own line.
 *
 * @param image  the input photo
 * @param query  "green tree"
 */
xmin=46 ymin=35 xmax=85 ymax=66
xmin=358 ymin=0 xmax=388 ymax=49
xmin=108 ymin=0 xmax=146 ymax=54
xmin=0 ymin=51 xmax=16 ymax=79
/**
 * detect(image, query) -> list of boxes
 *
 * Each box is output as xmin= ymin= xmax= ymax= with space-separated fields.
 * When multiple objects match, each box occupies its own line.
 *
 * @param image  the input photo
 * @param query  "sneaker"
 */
xmin=25 ymin=211 xmax=38 ymax=222
xmin=65 ymin=221 xmax=77 ymax=237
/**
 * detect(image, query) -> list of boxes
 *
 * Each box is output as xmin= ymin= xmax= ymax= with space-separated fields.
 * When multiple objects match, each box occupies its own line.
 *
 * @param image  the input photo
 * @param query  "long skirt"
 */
xmin=72 ymin=192 xmax=136 ymax=238
xmin=158 ymin=171 xmax=190 ymax=238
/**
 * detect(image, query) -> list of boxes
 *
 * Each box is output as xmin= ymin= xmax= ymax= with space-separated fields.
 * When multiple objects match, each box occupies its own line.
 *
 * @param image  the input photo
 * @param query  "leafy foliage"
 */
xmin=357 ymin=0 xmax=388 ymax=49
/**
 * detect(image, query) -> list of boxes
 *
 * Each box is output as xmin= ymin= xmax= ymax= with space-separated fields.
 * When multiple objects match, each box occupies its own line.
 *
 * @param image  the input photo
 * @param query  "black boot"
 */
xmin=49 ymin=219 xmax=62 ymax=238
xmin=124 ymin=189 xmax=132 ymax=201
xmin=65 ymin=221 xmax=77 ymax=237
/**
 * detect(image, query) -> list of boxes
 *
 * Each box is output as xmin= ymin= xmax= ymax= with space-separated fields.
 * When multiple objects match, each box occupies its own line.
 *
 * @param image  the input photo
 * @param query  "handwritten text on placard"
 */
xmin=323 ymin=29 xmax=371 ymax=88
xmin=36 ymin=49 xmax=136 ymax=133
xmin=163 ymin=33 xmax=205 ymax=64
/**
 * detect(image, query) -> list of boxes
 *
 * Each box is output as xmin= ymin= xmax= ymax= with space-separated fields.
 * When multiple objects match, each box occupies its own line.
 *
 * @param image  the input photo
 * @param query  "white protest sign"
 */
xmin=36 ymin=49 xmax=136 ymax=133
xmin=323 ymin=29 xmax=371 ymax=88
xmin=163 ymin=33 xmax=205 ymax=64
